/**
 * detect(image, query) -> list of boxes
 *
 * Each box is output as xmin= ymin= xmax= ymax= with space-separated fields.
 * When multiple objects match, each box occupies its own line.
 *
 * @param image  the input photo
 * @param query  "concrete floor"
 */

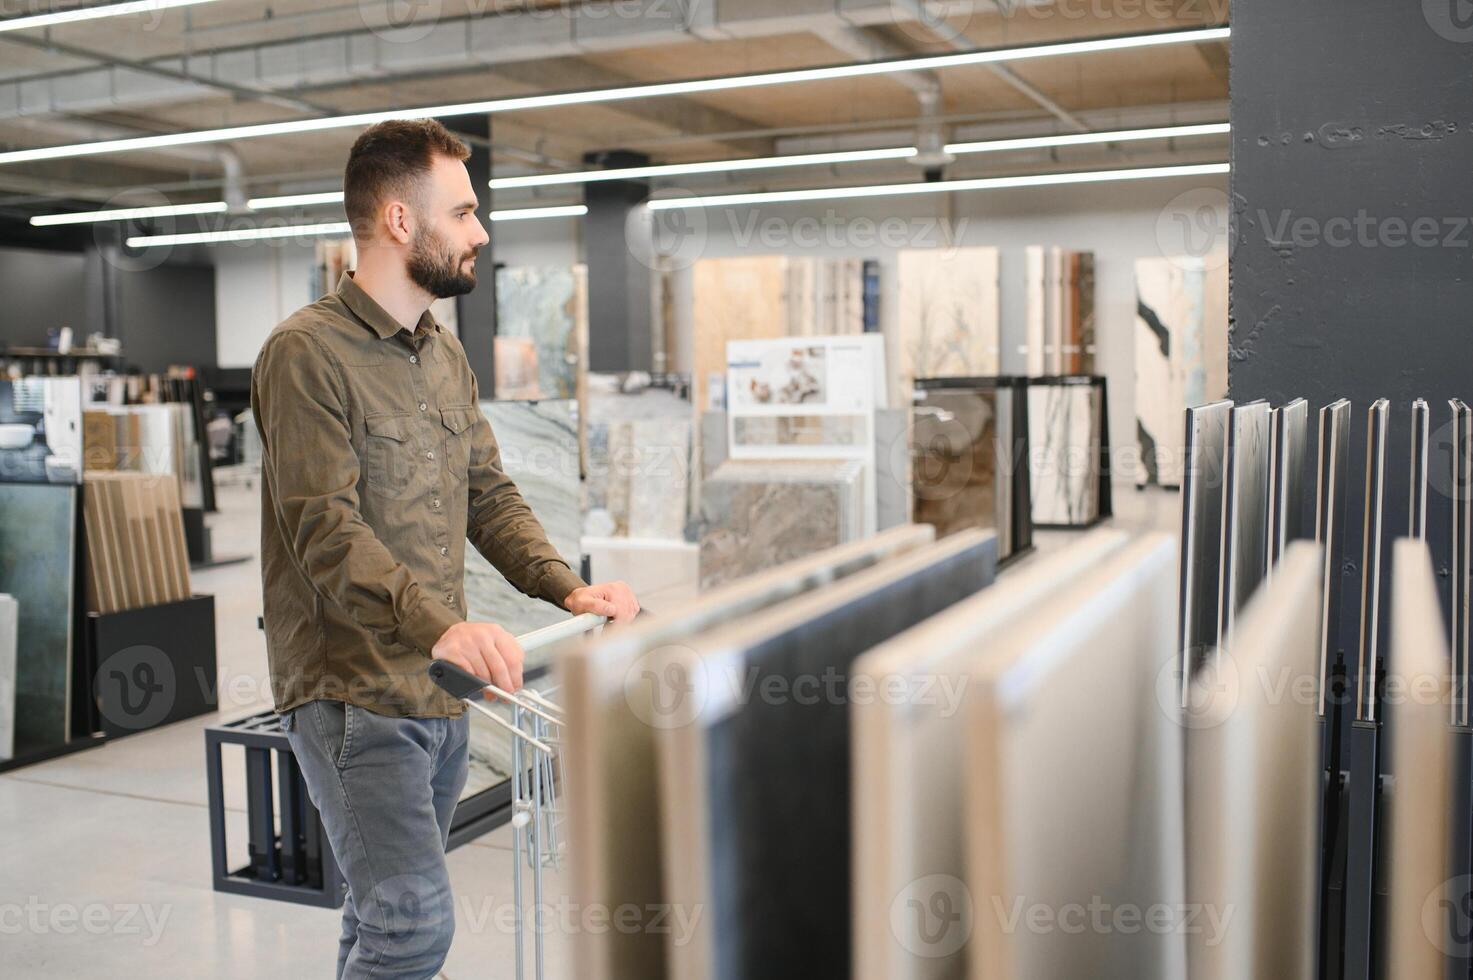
xmin=0 ymin=470 xmax=1179 ymax=978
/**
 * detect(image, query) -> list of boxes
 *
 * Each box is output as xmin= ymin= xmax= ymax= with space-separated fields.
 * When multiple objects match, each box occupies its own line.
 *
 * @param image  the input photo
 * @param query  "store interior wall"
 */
xmin=0 ymin=244 xmax=98 ymax=347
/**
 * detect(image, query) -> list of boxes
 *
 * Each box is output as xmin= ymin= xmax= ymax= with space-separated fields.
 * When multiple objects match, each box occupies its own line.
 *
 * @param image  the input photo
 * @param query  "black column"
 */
xmin=582 ymin=150 xmax=653 ymax=373
xmin=443 ymin=114 xmax=496 ymax=391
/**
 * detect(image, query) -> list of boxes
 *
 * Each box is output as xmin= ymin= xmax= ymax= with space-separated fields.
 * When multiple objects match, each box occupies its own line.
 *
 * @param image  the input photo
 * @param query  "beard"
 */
xmin=407 ymin=226 xmax=479 ymax=298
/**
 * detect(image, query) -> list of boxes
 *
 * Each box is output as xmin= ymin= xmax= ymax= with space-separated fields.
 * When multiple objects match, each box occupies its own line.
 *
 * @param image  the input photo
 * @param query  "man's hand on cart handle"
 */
xmin=563 ymin=581 xmax=640 ymax=624
xmin=432 ymin=622 xmax=526 ymax=692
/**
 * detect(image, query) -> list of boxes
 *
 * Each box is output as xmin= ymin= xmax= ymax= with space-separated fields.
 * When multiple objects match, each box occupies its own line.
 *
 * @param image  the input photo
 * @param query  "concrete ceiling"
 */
xmin=0 ymin=0 xmax=1231 ymax=219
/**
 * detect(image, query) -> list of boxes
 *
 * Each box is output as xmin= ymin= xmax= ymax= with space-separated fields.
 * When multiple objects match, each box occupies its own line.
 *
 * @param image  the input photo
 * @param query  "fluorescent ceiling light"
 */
xmin=945 ymin=121 xmax=1231 ymax=155
xmin=0 ymin=0 xmax=222 ymax=34
xmin=489 ymin=147 xmax=920 ymax=190
xmin=247 ymin=191 xmax=345 ymax=210
xmin=490 ymin=204 xmax=586 ymax=221
xmin=0 ymin=26 xmax=1230 ymax=166
xmin=125 ymin=204 xmax=585 ymax=247
xmin=489 ymin=122 xmax=1228 ymax=189
xmin=127 ymin=221 xmax=351 ymax=248
xmin=29 ymin=200 xmax=228 ymax=226
xmin=646 ymin=162 xmax=1230 ymax=209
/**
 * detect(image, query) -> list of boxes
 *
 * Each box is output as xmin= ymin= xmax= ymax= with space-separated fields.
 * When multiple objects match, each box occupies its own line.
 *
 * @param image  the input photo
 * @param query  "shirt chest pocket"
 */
xmin=361 ymin=411 xmax=418 ymax=497
xmin=439 ymin=405 xmax=477 ymax=484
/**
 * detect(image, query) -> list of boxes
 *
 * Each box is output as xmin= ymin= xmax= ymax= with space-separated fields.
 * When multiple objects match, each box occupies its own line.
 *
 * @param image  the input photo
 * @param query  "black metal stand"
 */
xmin=86 ymin=594 xmax=218 ymax=737
xmin=205 ymin=711 xmax=347 ymax=909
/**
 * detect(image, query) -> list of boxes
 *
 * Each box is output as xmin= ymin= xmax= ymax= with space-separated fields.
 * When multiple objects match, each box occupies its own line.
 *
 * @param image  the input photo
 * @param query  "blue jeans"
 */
xmin=281 ymin=700 xmax=470 ymax=980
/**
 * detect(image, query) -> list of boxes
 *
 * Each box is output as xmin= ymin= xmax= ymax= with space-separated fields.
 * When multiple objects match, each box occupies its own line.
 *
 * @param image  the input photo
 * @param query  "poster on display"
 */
xmin=0 ymin=378 xmax=83 ymax=485
xmin=725 ymin=335 xmax=886 ymax=534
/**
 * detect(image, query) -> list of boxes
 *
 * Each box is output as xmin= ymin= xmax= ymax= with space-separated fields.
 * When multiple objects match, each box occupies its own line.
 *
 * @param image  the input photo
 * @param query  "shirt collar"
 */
xmin=337 ymin=271 xmax=439 ymax=340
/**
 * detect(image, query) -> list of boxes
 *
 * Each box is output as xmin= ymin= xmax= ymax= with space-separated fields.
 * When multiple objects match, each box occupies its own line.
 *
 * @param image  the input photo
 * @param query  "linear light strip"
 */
xmin=488 ymin=122 xmax=1230 ymax=190
xmin=489 ymin=146 xmax=921 ymax=189
xmin=0 ymin=26 xmax=1230 ymax=166
xmin=126 ymin=221 xmax=351 ymax=247
xmin=30 ymin=200 xmax=228 ymax=226
xmin=0 ymin=0 xmax=223 ymax=34
xmin=246 ymin=190 xmax=344 ymax=210
xmin=645 ymin=162 xmax=1230 ymax=209
xmin=123 ymin=204 xmax=587 ymax=247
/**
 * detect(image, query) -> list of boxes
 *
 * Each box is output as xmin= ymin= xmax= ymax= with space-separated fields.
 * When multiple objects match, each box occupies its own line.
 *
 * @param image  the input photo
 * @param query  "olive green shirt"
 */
xmin=252 ymin=272 xmax=585 ymax=718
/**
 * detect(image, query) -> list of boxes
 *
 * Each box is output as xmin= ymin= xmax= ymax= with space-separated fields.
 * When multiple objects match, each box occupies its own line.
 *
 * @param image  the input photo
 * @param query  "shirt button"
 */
xmin=440 ymin=546 xmax=448 ymax=556
xmin=409 ymin=354 xmax=419 ymax=364
xmin=445 ymin=593 xmax=454 ymax=603
xmin=425 ymin=450 xmax=434 ymax=460
xmin=432 ymin=498 xmax=440 ymax=508
xmin=418 ymin=402 xmax=427 ymax=412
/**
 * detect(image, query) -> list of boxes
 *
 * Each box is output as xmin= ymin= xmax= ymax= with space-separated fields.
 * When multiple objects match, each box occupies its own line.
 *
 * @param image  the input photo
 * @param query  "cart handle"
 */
xmin=426 ymin=612 xmax=607 ymax=708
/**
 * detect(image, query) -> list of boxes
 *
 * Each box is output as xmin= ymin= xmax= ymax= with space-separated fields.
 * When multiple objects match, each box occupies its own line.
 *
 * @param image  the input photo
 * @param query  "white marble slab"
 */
xmin=0 ymin=593 xmax=16 ymax=760
xmin=1028 ymin=382 xmax=1102 ymax=526
xmin=893 ymin=246 xmax=1000 ymax=408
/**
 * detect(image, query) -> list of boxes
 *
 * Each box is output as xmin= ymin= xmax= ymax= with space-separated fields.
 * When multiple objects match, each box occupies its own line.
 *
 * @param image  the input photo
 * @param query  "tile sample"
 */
xmin=1028 ymin=380 xmax=1103 ymax=526
xmin=852 ymin=529 xmax=1129 ymax=980
xmin=661 ymin=531 xmax=999 ymax=980
xmin=894 ymin=246 xmax=1000 ymax=408
xmin=562 ymin=525 xmax=935 ymax=980
xmin=0 ymin=593 xmax=15 ymax=760
xmin=1267 ymin=398 xmax=1309 ymax=567
xmin=874 ymin=408 xmax=912 ymax=530
xmin=911 ymin=388 xmax=999 ymax=540
xmin=1185 ymin=543 xmax=1322 ymax=980
xmin=494 ymin=265 xmax=587 ymax=401
xmin=585 ymin=381 xmax=694 ymax=537
xmin=1315 ymin=400 xmax=1352 ymax=715
xmin=1357 ymin=399 xmax=1390 ymax=719
xmin=1383 ymin=539 xmax=1455 ymax=979
xmin=492 ymin=336 xmax=541 ymax=400
xmin=1134 ymin=255 xmax=1229 ymax=487
xmin=1064 ymin=250 xmax=1097 ymax=374
xmin=0 ymin=483 xmax=78 ymax=753
xmin=692 ymin=256 xmax=789 ymax=416
xmin=966 ymin=535 xmax=1185 ymax=979
xmin=1449 ymin=399 xmax=1471 ymax=724
xmin=461 ymin=399 xmax=583 ymax=804
xmin=1178 ymin=401 xmax=1232 ymax=689
xmin=696 ymin=458 xmax=865 ymax=590
xmin=1219 ymin=401 xmax=1271 ymax=647
xmin=1023 ymin=247 xmax=1046 ymax=377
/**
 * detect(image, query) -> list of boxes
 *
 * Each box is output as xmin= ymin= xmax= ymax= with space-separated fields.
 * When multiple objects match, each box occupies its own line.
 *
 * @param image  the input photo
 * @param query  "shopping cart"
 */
xmin=428 ymin=612 xmax=607 ymax=980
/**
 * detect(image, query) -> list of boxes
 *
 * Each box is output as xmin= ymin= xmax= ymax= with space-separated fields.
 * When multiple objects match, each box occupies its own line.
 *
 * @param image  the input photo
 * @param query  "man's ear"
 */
xmin=382 ymin=199 xmax=414 ymax=245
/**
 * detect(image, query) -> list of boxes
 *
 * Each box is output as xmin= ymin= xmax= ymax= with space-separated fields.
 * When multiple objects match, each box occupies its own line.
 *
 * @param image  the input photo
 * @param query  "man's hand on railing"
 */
xmin=431 ymin=621 xmax=526 ymax=692
xmin=563 ymin=581 xmax=640 ymax=624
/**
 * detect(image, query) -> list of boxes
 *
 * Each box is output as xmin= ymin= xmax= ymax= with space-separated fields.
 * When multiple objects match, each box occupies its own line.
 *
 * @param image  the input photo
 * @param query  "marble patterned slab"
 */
xmin=0 ymin=483 xmax=77 ymax=753
xmin=0 ymin=593 xmax=16 ymax=760
xmin=893 ymin=246 xmax=1000 ymax=408
xmin=585 ymin=382 xmax=694 ymax=539
xmin=494 ymin=265 xmax=587 ymax=401
xmin=1028 ymin=382 xmax=1102 ymax=526
xmin=461 ymin=399 xmax=583 ymax=803
xmin=697 ymin=458 xmax=865 ymax=590
xmin=1134 ymin=255 xmax=1229 ymax=487
xmin=1065 ymin=250 xmax=1097 ymax=374
xmin=911 ymin=388 xmax=1000 ymax=541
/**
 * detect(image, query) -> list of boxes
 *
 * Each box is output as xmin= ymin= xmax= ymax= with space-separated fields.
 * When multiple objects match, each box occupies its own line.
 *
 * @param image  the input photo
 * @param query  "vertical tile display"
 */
xmin=494 ymin=265 xmax=588 ymax=402
xmin=461 ymin=398 xmax=583 ymax=802
xmin=893 ymin=246 xmax=1000 ymax=408
xmin=1134 ymin=254 xmax=1229 ymax=487
xmin=1065 ymin=251 xmax=1097 ymax=374
xmin=1023 ymin=246 xmax=1046 ymax=377
xmin=692 ymin=257 xmax=790 ymax=413
xmin=1028 ymin=381 xmax=1103 ymax=526
xmin=0 ymin=483 xmax=78 ymax=753
xmin=696 ymin=459 xmax=865 ymax=590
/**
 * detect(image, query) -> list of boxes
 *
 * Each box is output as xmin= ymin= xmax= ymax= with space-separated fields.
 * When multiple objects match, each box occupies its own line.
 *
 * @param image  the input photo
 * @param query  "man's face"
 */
xmin=404 ymin=154 xmax=490 ymax=299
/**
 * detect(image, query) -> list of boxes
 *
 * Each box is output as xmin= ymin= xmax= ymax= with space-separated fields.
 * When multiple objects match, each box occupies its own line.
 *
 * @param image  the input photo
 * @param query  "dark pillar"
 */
xmin=582 ymin=150 xmax=653 ymax=374
xmin=1232 ymin=8 xmax=1473 ymax=979
xmin=443 ymin=114 xmax=496 ymax=392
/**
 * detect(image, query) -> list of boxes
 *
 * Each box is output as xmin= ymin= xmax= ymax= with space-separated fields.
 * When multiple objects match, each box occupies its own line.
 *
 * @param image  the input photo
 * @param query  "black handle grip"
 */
xmin=427 ymin=660 xmax=489 ymax=701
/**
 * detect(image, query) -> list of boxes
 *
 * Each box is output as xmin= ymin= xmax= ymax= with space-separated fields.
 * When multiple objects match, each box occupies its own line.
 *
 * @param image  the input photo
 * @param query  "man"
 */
xmin=252 ymin=118 xmax=639 ymax=978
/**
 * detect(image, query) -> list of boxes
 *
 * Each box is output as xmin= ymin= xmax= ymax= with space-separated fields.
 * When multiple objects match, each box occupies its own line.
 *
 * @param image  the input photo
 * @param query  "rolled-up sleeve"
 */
xmin=253 ymin=329 xmax=461 ymax=655
xmin=463 ymin=377 xmax=585 ymax=607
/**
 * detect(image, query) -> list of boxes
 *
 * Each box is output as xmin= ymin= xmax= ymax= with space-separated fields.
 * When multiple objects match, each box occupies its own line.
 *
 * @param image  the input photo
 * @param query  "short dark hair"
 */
xmin=343 ymin=119 xmax=470 ymax=237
